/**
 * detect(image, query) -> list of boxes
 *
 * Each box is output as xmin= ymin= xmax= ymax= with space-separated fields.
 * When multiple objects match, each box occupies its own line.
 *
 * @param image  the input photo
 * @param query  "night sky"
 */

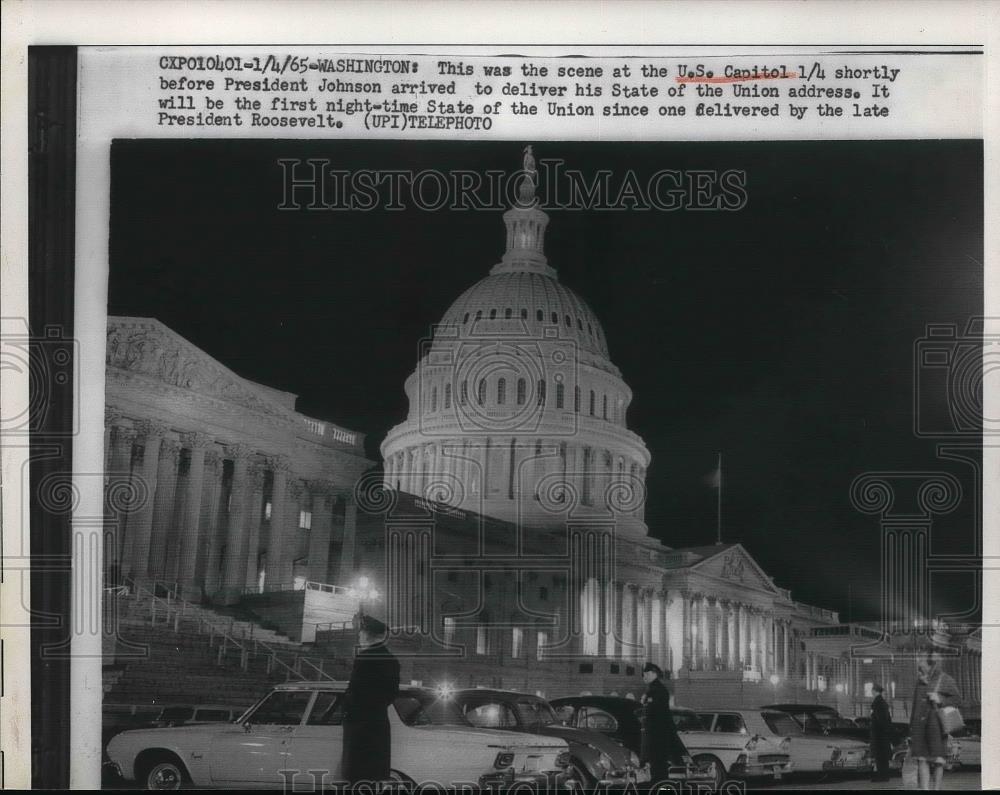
xmin=109 ymin=139 xmax=982 ymax=623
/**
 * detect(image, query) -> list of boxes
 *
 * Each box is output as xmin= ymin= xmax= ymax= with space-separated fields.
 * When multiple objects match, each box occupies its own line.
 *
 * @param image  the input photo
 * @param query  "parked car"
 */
xmin=891 ymin=734 xmax=961 ymax=773
xmin=697 ymin=708 xmax=871 ymax=776
xmin=664 ymin=706 xmax=793 ymax=788
xmin=444 ymin=688 xmax=647 ymax=787
xmin=763 ymin=703 xmax=909 ymax=758
xmin=550 ymin=695 xmax=717 ymax=784
xmin=105 ymin=681 xmax=570 ymax=790
xmin=148 ymin=704 xmax=245 ymax=728
xmin=951 ymin=719 xmax=981 ymax=768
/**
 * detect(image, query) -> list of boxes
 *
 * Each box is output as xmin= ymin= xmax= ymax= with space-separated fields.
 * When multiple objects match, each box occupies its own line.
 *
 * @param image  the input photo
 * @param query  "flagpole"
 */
xmin=716 ymin=452 xmax=722 ymax=545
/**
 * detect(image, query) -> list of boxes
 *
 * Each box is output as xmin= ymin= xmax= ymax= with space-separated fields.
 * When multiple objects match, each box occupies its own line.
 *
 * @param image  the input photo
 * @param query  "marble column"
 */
xmin=262 ymin=456 xmax=291 ymax=588
xmin=243 ymin=462 xmax=267 ymax=589
xmin=305 ymin=480 xmax=335 ymax=584
xmin=106 ymin=423 xmax=136 ymax=569
xmin=104 ymin=408 xmax=121 ymax=471
xmin=123 ymin=420 xmax=165 ymax=580
xmin=221 ymin=444 xmax=253 ymax=597
xmin=174 ymin=431 xmax=211 ymax=595
xmin=706 ymin=597 xmax=718 ymax=670
xmin=604 ymin=580 xmax=619 ymax=660
xmin=783 ymin=621 xmax=790 ymax=678
xmin=148 ymin=437 xmax=181 ymax=582
xmin=196 ymin=450 xmax=224 ymax=594
xmin=681 ymin=591 xmax=693 ymax=670
xmin=336 ymin=496 xmax=359 ymax=583
xmin=719 ymin=600 xmax=730 ymax=670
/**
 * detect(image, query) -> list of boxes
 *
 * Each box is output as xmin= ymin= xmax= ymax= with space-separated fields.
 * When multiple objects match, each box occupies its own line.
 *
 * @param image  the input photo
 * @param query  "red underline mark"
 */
xmin=675 ymin=73 xmax=801 ymax=84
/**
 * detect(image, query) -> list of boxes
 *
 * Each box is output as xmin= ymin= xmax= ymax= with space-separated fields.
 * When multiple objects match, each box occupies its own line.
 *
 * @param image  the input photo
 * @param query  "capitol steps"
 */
xmin=104 ymin=589 xmax=353 ymax=711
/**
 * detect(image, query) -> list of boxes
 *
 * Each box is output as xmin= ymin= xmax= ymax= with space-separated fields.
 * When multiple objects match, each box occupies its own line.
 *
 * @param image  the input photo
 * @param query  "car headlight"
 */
xmin=779 ymin=737 xmax=791 ymax=753
xmin=555 ymin=751 xmax=572 ymax=769
xmin=494 ymin=752 xmax=515 ymax=769
xmin=830 ymin=747 xmax=842 ymax=762
xmin=745 ymin=735 xmax=758 ymax=752
xmin=598 ymin=752 xmax=614 ymax=770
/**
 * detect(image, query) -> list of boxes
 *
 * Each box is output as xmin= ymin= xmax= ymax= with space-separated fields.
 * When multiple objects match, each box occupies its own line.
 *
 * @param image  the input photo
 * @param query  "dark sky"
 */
xmin=109 ymin=139 xmax=982 ymax=623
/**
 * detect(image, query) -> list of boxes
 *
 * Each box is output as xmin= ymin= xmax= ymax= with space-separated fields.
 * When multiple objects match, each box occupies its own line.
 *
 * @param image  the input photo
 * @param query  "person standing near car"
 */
xmin=341 ymin=614 xmax=400 ymax=784
xmin=909 ymin=649 xmax=961 ymax=790
xmin=639 ymin=662 xmax=690 ymax=783
xmin=869 ymin=683 xmax=892 ymax=782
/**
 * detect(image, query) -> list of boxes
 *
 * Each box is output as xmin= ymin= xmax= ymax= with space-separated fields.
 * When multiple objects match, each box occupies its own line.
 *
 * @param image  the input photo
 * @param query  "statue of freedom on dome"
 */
xmin=518 ymin=144 xmax=538 ymax=205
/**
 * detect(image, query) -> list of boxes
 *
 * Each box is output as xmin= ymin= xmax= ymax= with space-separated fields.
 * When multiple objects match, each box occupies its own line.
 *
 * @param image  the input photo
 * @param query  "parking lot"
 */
xmin=764 ymin=769 xmax=981 ymax=790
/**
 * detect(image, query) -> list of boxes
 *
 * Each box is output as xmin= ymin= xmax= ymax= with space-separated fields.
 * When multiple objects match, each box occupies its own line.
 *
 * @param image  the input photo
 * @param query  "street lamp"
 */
xmin=347 ymin=575 xmax=380 ymax=620
xmin=769 ymin=673 xmax=780 ymax=699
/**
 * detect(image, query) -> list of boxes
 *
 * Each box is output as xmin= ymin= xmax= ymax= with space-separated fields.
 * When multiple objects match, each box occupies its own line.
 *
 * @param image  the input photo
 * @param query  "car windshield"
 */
xmin=515 ymin=699 xmax=559 ymax=730
xmin=763 ymin=712 xmax=805 ymax=736
xmin=395 ymin=692 xmax=470 ymax=727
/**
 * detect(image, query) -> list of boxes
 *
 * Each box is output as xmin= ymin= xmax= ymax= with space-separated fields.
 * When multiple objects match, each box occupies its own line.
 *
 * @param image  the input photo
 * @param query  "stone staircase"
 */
xmin=104 ymin=586 xmax=353 ymax=710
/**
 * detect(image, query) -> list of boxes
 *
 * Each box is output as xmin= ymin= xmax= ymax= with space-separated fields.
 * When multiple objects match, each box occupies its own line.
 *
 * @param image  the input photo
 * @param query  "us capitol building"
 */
xmin=103 ymin=149 xmax=982 ymax=712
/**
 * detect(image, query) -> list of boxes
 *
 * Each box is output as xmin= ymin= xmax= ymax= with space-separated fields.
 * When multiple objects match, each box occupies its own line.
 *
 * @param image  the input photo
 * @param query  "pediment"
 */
xmin=106 ymin=317 xmax=297 ymax=421
xmin=692 ymin=544 xmax=779 ymax=594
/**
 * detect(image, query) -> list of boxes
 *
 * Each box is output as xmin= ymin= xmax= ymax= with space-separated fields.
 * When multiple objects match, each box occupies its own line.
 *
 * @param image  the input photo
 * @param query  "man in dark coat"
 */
xmin=869 ymin=683 xmax=892 ymax=782
xmin=341 ymin=614 xmax=400 ymax=784
xmin=639 ymin=662 xmax=690 ymax=783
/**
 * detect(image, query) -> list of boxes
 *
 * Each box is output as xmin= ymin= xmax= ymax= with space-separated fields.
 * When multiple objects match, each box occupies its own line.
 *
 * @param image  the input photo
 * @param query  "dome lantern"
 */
xmin=492 ymin=145 xmax=556 ymax=279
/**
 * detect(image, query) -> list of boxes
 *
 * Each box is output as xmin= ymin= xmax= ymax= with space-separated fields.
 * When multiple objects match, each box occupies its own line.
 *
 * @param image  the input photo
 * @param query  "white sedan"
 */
xmin=671 ymin=707 xmax=794 ymax=788
xmin=106 ymin=682 xmax=570 ymax=790
xmin=694 ymin=709 xmax=872 ymax=776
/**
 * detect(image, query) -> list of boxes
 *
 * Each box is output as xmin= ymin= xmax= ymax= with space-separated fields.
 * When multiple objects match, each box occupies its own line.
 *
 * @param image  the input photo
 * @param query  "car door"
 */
xmin=210 ymin=689 xmax=315 ymax=787
xmin=284 ymin=690 xmax=346 ymax=789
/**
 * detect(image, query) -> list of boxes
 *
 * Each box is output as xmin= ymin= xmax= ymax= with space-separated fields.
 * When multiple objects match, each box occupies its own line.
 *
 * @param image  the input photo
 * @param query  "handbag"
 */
xmin=932 ymin=673 xmax=965 ymax=735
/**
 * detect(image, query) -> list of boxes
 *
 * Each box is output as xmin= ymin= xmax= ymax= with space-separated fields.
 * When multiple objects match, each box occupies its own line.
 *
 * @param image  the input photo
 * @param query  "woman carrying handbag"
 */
xmin=907 ymin=649 xmax=962 ymax=790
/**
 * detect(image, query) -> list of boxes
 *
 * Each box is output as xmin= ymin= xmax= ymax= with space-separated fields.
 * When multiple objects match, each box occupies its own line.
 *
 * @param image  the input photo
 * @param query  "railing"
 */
xmin=232 ymin=580 xmax=355 ymax=599
xmin=118 ymin=577 xmax=338 ymax=682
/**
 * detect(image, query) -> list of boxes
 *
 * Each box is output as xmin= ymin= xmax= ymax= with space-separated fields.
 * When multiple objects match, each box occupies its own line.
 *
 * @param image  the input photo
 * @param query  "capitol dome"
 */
xmin=382 ymin=148 xmax=650 ymax=535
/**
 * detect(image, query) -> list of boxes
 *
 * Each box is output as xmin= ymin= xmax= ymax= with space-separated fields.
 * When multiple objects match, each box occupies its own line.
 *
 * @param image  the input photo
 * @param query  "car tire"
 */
xmin=141 ymin=758 xmax=189 ymax=790
xmin=565 ymin=758 xmax=596 ymax=788
xmin=692 ymin=754 xmax=725 ymax=791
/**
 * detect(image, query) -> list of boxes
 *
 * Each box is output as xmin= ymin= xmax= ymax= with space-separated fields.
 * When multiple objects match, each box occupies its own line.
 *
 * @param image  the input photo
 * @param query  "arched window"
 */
xmin=537 ymin=309 xmax=544 ymax=322
xmin=582 ymin=447 xmax=592 ymax=504
xmin=431 ymin=386 xmax=438 ymax=413
xmin=517 ymin=378 xmax=526 ymax=405
xmin=537 ymin=379 xmax=546 ymax=406
xmin=589 ymin=390 xmax=596 ymax=416
xmin=521 ymin=308 xmax=528 ymax=319
xmin=490 ymin=308 xmax=497 ymax=319
xmin=551 ymin=312 xmax=558 ymax=324
xmin=460 ymin=380 xmax=468 ymax=405
xmin=602 ymin=394 xmax=608 ymax=420
xmin=444 ymin=383 xmax=452 ymax=409
xmin=497 ymin=377 xmax=506 ymax=405
xmin=475 ymin=310 xmax=483 ymax=320
xmin=463 ymin=312 xmax=469 ymax=324
xmin=477 ymin=380 xmax=486 ymax=406
xmin=574 ymin=386 xmax=581 ymax=413
xmin=555 ymin=382 xmax=564 ymax=409
xmin=505 ymin=308 xmax=512 ymax=319
xmin=565 ymin=314 xmax=572 ymax=327
xmin=577 ymin=317 xmax=583 ymax=330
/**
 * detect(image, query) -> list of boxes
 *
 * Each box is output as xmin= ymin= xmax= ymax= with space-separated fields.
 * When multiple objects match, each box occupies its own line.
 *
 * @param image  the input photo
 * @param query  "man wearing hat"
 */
xmin=639 ymin=662 xmax=690 ymax=783
xmin=869 ymin=683 xmax=892 ymax=782
xmin=341 ymin=614 xmax=400 ymax=784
